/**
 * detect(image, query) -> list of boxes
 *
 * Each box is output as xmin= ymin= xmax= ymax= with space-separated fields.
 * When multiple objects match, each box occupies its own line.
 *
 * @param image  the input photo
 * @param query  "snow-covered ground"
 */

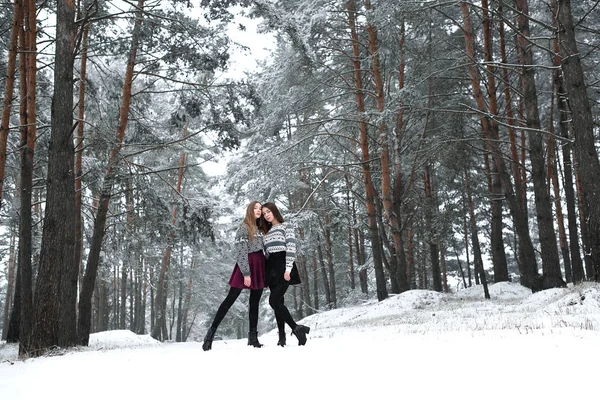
xmin=1 ymin=282 xmax=599 ymax=399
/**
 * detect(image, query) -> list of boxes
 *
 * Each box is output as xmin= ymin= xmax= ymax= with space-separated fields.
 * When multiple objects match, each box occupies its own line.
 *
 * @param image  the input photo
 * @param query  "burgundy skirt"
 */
xmin=228 ymin=251 xmax=267 ymax=290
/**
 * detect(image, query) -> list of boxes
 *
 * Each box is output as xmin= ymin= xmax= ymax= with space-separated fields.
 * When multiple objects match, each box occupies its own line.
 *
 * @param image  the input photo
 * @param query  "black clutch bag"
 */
xmin=289 ymin=261 xmax=301 ymax=285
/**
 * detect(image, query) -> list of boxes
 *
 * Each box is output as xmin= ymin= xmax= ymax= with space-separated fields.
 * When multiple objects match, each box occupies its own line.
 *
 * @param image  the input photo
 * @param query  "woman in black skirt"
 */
xmin=261 ymin=202 xmax=310 ymax=346
xmin=202 ymin=201 xmax=267 ymax=351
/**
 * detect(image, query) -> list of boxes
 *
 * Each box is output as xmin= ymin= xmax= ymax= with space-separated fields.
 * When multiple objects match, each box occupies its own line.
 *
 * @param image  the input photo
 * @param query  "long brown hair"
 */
xmin=260 ymin=202 xmax=285 ymax=233
xmin=243 ymin=201 xmax=261 ymax=239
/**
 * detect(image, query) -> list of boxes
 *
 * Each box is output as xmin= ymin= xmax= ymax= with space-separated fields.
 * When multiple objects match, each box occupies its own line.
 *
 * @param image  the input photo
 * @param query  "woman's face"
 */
xmin=253 ymin=203 xmax=262 ymax=218
xmin=262 ymin=207 xmax=275 ymax=223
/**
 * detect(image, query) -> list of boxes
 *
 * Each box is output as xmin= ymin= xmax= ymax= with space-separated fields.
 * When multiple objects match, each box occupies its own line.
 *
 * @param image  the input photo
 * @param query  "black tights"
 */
xmin=210 ymin=287 xmax=263 ymax=331
xmin=269 ymin=281 xmax=297 ymax=332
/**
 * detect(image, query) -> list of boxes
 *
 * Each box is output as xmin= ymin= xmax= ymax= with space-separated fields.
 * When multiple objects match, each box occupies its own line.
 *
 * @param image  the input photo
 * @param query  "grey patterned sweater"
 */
xmin=263 ymin=222 xmax=296 ymax=272
xmin=235 ymin=223 xmax=264 ymax=276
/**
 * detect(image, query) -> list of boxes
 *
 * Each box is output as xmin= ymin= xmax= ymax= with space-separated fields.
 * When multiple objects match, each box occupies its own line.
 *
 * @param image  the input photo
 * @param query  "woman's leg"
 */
xmin=268 ymin=281 xmax=297 ymax=330
xmin=203 ymin=286 xmax=242 ymax=351
xmin=247 ymin=288 xmax=264 ymax=347
xmin=248 ymin=288 xmax=263 ymax=331
xmin=210 ymin=287 xmax=243 ymax=330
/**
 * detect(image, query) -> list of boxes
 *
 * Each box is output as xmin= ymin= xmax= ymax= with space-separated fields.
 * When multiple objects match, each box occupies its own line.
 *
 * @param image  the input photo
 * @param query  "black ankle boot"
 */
xmin=202 ymin=327 xmax=217 ymax=351
xmin=247 ymin=330 xmax=263 ymax=348
xmin=292 ymin=325 xmax=310 ymax=346
xmin=277 ymin=330 xmax=286 ymax=347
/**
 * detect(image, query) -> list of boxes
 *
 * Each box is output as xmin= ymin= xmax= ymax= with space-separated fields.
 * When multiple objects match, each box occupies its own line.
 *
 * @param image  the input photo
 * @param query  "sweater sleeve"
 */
xmin=284 ymin=224 xmax=296 ymax=272
xmin=235 ymin=224 xmax=251 ymax=276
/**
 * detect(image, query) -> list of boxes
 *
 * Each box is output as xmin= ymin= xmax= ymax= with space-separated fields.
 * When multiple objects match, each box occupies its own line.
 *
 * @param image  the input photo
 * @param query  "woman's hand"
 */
xmin=244 ymin=276 xmax=252 ymax=287
xmin=283 ymin=271 xmax=291 ymax=281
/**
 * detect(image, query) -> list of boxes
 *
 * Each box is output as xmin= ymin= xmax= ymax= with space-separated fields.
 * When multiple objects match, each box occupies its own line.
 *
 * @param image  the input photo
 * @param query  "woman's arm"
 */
xmin=235 ymin=224 xmax=251 ymax=276
xmin=284 ymin=224 xmax=296 ymax=273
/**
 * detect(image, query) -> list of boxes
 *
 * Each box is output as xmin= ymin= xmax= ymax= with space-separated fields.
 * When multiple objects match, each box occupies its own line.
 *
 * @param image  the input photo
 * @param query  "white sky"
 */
xmin=202 ymin=9 xmax=275 ymax=178
xmin=2 ymin=281 xmax=599 ymax=399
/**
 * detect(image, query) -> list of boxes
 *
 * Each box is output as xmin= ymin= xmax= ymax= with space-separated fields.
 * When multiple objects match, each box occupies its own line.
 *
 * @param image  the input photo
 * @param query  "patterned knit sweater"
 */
xmin=263 ymin=222 xmax=296 ymax=272
xmin=235 ymin=222 xmax=264 ymax=276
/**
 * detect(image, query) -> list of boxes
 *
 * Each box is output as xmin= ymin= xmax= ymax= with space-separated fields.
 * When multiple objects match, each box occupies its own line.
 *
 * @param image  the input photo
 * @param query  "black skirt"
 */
xmin=265 ymin=251 xmax=301 ymax=287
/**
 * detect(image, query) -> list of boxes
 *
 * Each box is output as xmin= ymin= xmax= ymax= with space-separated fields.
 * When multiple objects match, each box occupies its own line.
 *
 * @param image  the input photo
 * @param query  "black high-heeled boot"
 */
xmin=292 ymin=325 xmax=310 ymax=346
xmin=202 ymin=327 xmax=217 ymax=351
xmin=247 ymin=330 xmax=263 ymax=348
xmin=277 ymin=330 xmax=286 ymax=347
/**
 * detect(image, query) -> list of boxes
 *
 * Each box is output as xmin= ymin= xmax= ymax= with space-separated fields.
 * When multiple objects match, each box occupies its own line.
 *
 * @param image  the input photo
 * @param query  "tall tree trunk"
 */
xmin=482 ymin=0 xmax=509 ymax=282
xmin=181 ymin=259 xmax=194 ymax=341
xmin=119 ymin=264 xmax=127 ymax=329
xmin=0 ymin=0 xmax=20 ymax=211
xmin=440 ymin=242 xmax=448 ymax=293
xmin=547 ymin=89 xmax=571 ymax=282
xmin=407 ymin=224 xmax=415 ymax=289
xmin=320 ymin=178 xmax=337 ymax=307
xmin=553 ymin=0 xmax=600 ymax=280
xmin=296 ymin=228 xmax=313 ymax=315
xmin=513 ymin=0 xmax=565 ymax=289
xmin=460 ymin=1 xmax=541 ymax=291
xmin=31 ymin=0 xmax=79 ymax=354
xmin=7 ymin=9 xmax=28 ymax=344
xmin=78 ymin=0 xmax=145 ymax=346
xmin=17 ymin=0 xmax=36 ymax=357
xmin=424 ymin=165 xmax=442 ymax=292
xmin=490 ymin=161 xmax=509 ymax=282
xmin=311 ymin=252 xmax=320 ymax=310
xmin=499 ymin=0 xmax=526 ymax=214
xmin=549 ymin=1 xmax=583 ymax=283
xmin=575 ymin=167 xmax=594 ymax=278
xmin=139 ymin=254 xmax=147 ymax=334
xmin=152 ymin=121 xmax=187 ymax=340
xmin=364 ymin=0 xmax=407 ymax=294
xmin=316 ymin=239 xmax=332 ymax=308
xmin=2 ymin=225 xmax=17 ymax=340
xmin=74 ymin=14 xmax=89 ymax=295
xmin=345 ymin=175 xmax=356 ymax=290
xmin=465 ymin=168 xmax=490 ymax=299
xmin=393 ymin=19 xmax=410 ymax=294
xmin=346 ymin=0 xmax=387 ymax=301
xmin=463 ymin=210 xmax=472 ymax=287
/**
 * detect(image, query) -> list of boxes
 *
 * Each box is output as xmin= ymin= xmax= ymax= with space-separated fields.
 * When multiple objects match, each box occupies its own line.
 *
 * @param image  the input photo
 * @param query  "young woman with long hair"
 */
xmin=202 ymin=201 xmax=266 ymax=351
xmin=261 ymin=202 xmax=310 ymax=346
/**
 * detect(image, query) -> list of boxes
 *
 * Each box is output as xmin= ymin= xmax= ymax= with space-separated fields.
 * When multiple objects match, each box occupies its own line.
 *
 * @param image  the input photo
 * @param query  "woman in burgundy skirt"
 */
xmin=202 ymin=201 xmax=267 ymax=351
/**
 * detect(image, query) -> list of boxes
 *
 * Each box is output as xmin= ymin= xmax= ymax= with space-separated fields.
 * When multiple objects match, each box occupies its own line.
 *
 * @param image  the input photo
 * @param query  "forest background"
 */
xmin=1 ymin=0 xmax=600 ymax=358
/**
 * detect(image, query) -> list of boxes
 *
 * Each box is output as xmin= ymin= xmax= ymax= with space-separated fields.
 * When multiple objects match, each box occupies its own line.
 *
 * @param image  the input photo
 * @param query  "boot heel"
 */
xmin=292 ymin=325 xmax=310 ymax=346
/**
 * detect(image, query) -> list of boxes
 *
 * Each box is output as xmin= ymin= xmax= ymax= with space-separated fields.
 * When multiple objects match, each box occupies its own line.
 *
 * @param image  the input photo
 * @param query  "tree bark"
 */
xmin=549 ymin=2 xmax=584 ymax=283
xmin=575 ymin=167 xmax=594 ymax=278
xmin=460 ymin=1 xmax=541 ymax=291
xmin=0 ymin=0 xmax=21 ymax=211
xmin=6 ymin=6 xmax=28 ymax=344
xmin=17 ymin=0 xmax=36 ymax=357
xmin=547 ymin=90 xmax=572 ymax=282
xmin=320 ymin=177 xmax=337 ymax=307
xmin=316 ymin=239 xmax=332 ymax=308
xmin=553 ymin=0 xmax=600 ymax=280
xmin=78 ymin=0 xmax=145 ymax=345
xmin=482 ymin=0 xmax=509 ymax=282
xmin=424 ymin=165 xmax=442 ymax=292
xmin=465 ymin=168 xmax=490 ymax=299
xmin=393 ymin=19 xmax=410 ymax=294
xmin=364 ymin=0 xmax=408 ymax=294
xmin=74 ymin=14 xmax=89 ymax=297
xmin=2 ymin=225 xmax=17 ymax=341
xmin=152 ymin=121 xmax=187 ymax=340
xmin=30 ymin=0 xmax=79 ymax=355
xmin=346 ymin=0 xmax=387 ymax=301
xmin=513 ymin=0 xmax=565 ymax=289
xmin=311 ymin=252 xmax=320 ymax=310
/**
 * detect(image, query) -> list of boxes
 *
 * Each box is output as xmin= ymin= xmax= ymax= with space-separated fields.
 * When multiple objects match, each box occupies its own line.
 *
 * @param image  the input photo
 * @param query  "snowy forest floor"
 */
xmin=2 ymin=281 xmax=600 ymax=399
